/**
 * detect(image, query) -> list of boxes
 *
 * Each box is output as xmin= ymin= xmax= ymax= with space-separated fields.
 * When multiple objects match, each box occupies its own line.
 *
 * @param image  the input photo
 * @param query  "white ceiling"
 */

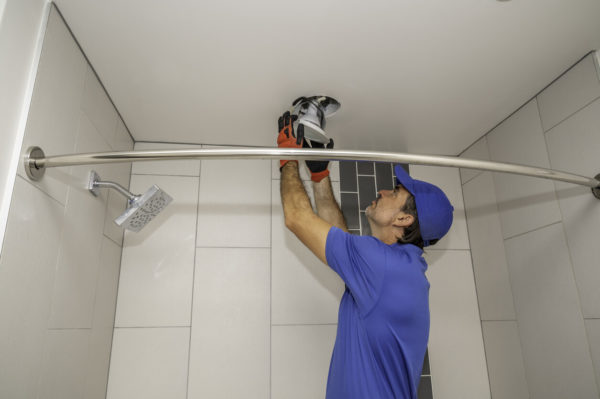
xmin=55 ymin=0 xmax=600 ymax=155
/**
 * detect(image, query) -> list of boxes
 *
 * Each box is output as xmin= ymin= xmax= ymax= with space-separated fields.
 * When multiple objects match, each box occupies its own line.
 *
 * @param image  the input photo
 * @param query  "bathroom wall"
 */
xmin=460 ymin=51 xmax=600 ymax=399
xmin=0 ymin=0 xmax=48 ymax=254
xmin=0 ymin=6 xmax=133 ymax=399
xmin=108 ymin=142 xmax=488 ymax=398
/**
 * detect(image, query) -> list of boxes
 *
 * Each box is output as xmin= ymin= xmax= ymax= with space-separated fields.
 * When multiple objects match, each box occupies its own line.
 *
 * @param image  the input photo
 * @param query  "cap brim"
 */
xmin=394 ymin=165 xmax=415 ymax=195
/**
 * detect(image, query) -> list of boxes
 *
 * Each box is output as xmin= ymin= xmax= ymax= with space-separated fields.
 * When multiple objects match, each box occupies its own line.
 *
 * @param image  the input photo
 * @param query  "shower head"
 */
xmin=88 ymin=171 xmax=173 ymax=232
xmin=114 ymin=185 xmax=173 ymax=232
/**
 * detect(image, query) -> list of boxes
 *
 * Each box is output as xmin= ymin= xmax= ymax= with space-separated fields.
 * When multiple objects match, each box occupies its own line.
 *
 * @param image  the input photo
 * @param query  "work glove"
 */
xmin=303 ymin=137 xmax=334 ymax=182
xmin=277 ymin=111 xmax=304 ymax=169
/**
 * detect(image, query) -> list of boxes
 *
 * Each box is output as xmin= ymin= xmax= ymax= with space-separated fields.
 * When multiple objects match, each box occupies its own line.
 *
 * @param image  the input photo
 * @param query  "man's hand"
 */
xmin=303 ymin=138 xmax=334 ymax=182
xmin=277 ymin=111 xmax=304 ymax=169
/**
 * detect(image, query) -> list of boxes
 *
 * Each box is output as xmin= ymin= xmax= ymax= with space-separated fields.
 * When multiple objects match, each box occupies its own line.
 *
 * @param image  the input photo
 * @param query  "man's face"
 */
xmin=365 ymin=184 xmax=411 ymax=228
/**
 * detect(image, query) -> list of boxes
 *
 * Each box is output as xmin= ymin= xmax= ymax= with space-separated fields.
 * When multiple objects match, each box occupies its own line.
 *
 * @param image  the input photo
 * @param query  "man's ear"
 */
xmin=393 ymin=213 xmax=414 ymax=228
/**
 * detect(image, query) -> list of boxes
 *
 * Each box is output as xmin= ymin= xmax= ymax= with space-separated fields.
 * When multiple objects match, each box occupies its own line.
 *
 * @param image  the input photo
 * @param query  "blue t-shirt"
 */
xmin=325 ymin=227 xmax=430 ymax=399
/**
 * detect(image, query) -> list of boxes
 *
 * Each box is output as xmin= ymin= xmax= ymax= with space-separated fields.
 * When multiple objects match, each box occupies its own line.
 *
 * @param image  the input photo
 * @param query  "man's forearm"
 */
xmin=280 ymin=162 xmax=314 ymax=226
xmin=313 ymin=176 xmax=348 ymax=232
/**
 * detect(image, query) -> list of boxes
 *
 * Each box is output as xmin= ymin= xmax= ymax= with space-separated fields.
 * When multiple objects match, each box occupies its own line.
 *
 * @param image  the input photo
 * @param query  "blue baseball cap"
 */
xmin=394 ymin=165 xmax=454 ymax=246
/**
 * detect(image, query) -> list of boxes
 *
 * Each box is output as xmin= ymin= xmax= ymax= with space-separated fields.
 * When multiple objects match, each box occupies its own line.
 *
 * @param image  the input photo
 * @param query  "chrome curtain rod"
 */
xmin=24 ymin=146 xmax=600 ymax=198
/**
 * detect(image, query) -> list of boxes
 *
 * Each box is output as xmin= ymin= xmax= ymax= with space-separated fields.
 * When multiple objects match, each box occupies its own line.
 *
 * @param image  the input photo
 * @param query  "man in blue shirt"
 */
xmin=277 ymin=111 xmax=454 ymax=399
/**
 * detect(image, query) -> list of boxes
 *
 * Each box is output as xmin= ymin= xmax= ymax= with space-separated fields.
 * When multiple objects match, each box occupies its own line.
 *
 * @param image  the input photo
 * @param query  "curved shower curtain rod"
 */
xmin=24 ymin=146 xmax=600 ymax=199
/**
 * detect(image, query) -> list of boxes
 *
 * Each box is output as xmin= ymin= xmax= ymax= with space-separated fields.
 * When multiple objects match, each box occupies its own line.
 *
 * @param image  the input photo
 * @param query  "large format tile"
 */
xmin=84 ymin=238 xmax=121 ymax=398
xmin=113 ymin=119 xmax=134 ymax=152
xmin=271 ymin=325 xmax=337 ymax=399
xmin=462 ymin=172 xmax=515 ymax=320
xmin=408 ymin=166 xmax=469 ymax=250
xmin=132 ymin=142 xmax=201 ymax=176
xmin=197 ymin=159 xmax=270 ymax=247
xmin=36 ymin=329 xmax=90 ymax=399
xmin=481 ymin=321 xmax=529 ymax=399
xmin=84 ymin=326 xmax=113 ymax=399
xmin=0 ymin=178 xmax=64 ymax=399
xmin=81 ymin=65 xmax=118 ymax=149
xmin=116 ymin=175 xmax=197 ymax=327
xmin=486 ymin=99 xmax=561 ymax=238
xmin=106 ymin=327 xmax=190 ymax=399
xmin=48 ymin=120 xmax=110 ymax=328
xmin=504 ymin=223 xmax=598 ymax=399
xmin=271 ymin=180 xmax=344 ymax=325
xmin=585 ymin=319 xmax=600 ymax=390
xmin=537 ymin=53 xmax=600 ymax=132
xmin=188 ymin=248 xmax=270 ymax=399
xmin=459 ymin=136 xmax=490 ymax=184
xmin=545 ymin=98 xmax=600 ymax=318
xmin=424 ymin=250 xmax=490 ymax=399
xmin=17 ymin=7 xmax=87 ymax=205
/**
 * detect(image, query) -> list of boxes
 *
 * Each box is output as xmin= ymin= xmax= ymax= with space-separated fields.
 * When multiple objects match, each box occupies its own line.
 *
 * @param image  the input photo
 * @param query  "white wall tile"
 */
xmin=487 ymin=99 xmax=561 ymax=238
xmin=113 ymin=119 xmax=133 ymax=152
xmin=84 ymin=326 xmax=113 ymax=399
xmin=504 ymin=223 xmax=598 ymax=399
xmin=272 ymin=159 xmax=340 ymax=182
xmin=197 ymin=159 xmax=270 ymax=247
xmin=271 ymin=180 xmax=344 ymax=325
xmin=85 ymin=238 xmax=121 ymax=399
xmin=188 ymin=248 xmax=270 ymax=399
xmin=81 ymin=65 xmax=118 ymax=149
xmin=92 ymin=237 xmax=122 ymax=329
xmin=424 ymin=250 xmax=490 ymax=399
xmin=106 ymin=327 xmax=190 ymax=399
xmin=408 ymin=165 xmax=470 ymax=250
xmin=585 ymin=319 xmax=600 ymax=391
xmin=0 ymin=177 xmax=64 ymax=399
xmin=132 ymin=142 xmax=201 ymax=176
xmin=545 ymin=98 xmax=600 ymax=318
xmin=17 ymin=7 xmax=87 ymax=205
xmin=271 ymin=325 xmax=337 ymax=399
xmin=481 ymin=321 xmax=529 ymax=399
xmin=537 ymin=53 xmax=600 ymax=132
xmin=116 ymin=175 xmax=197 ymax=327
xmin=463 ymin=172 xmax=516 ymax=320
xmin=48 ymin=124 xmax=109 ymax=329
xmin=460 ymin=136 xmax=490 ymax=184
xmin=37 ymin=329 xmax=90 ymax=399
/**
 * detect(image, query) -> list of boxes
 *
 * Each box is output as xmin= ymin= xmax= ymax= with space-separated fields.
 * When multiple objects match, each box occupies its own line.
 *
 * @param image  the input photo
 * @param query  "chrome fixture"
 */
xmin=88 ymin=170 xmax=173 ymax=232
xmin=291 ymin=96 xmax=340 ymax=144
xmin=24 ymin=146 xmax=600 ymax=199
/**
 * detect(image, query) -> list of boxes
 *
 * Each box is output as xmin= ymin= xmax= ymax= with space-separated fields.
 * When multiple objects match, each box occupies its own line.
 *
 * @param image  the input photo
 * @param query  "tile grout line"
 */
xmin=184 ymin=170 xmax=202 ymax=399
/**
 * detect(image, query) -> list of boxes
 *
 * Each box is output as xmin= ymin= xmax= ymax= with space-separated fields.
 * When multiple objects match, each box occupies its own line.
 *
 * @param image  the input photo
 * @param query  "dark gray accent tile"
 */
xmin=358 ymin=175 xmax=376 ymax=211
xmin=418 ymin=376 xmax=433 ymax=399
xmin=339 ymin=161 xmax=357 ymax=192
xmin=340 ymin=193 xmax=360 ymax=230
xmin=357 ymin=161 xmax=374 ymax=175
xmin=360 ymin=212 xmax=370 ymax=236
xmin=422 ymin=348 xmax=430 ymax=375
xmin=375 ymin=162 xmax=394 ymax=192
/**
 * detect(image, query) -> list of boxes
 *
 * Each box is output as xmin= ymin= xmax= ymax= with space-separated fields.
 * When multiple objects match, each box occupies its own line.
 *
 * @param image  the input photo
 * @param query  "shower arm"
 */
xmin=24 ymin=146 xmax=600 ymax=199
xmin=87 ymin=170 xmax=138 ymax=203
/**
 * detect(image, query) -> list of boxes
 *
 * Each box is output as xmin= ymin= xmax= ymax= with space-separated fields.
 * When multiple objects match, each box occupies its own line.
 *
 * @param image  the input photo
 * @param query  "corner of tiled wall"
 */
xmin=460 ymin=51 xmax=600 ymax=398
xmin=0 ymin=6 xmax=133 ymax=399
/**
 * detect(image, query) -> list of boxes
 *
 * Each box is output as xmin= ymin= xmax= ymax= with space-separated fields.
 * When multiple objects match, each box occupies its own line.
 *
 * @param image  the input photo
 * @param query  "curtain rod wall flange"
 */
xmin=23 ymin=146 xmax=600 ymax=199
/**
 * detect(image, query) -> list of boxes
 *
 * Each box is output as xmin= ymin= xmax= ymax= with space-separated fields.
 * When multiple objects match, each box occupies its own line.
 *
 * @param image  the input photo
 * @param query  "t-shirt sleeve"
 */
xmin=325 ymin=226 xmax=386 ymax=313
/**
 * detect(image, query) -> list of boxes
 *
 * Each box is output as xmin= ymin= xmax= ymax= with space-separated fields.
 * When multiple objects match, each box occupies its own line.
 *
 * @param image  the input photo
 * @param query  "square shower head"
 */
xmin=114 ymin=185 xmax=173 ymax=232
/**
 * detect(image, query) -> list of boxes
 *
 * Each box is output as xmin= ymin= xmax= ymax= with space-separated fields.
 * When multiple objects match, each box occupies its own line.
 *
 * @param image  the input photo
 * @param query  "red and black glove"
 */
xmin=303 ymin=138 xmax=334 ymax=182
xmin=277 ymin=111 xmax=304 ymax=169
